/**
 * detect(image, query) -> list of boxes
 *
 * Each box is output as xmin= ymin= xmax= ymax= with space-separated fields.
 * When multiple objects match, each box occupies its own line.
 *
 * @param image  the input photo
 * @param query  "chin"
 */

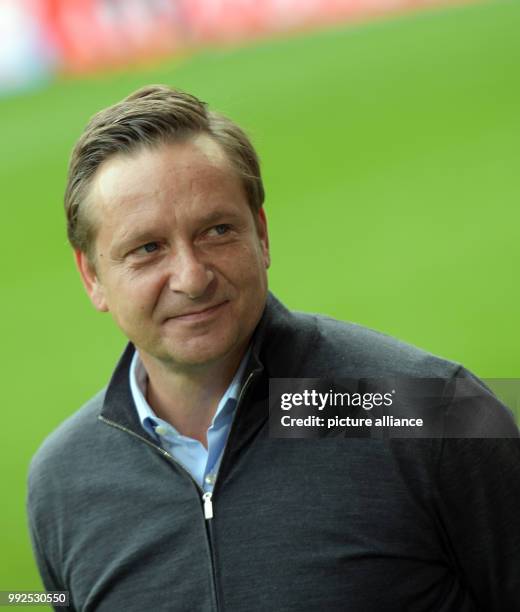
xmin=163 ymin=337 xmax=242 ymax=369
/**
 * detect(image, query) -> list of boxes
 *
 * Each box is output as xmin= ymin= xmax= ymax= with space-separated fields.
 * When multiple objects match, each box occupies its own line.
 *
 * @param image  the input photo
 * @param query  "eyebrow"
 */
xmin=197 ymin=209 xmax=244 ymax=226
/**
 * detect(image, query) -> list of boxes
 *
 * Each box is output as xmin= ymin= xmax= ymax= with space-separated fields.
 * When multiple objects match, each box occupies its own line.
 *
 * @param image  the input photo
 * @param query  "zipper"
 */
xmin=202 ymin=492 xmax=214 ymax=519
xmin=203 ymin=366 xmax=259 ymax=500
xmin=235 ymin=369 xmax=258 ymax=418
xmin=98 ymin=363 xmax=261 ymax=611
xmin=99 ymin=415 xmax=221 ymax=609
xmin=203 ymin=367 xmax=260 ymax=611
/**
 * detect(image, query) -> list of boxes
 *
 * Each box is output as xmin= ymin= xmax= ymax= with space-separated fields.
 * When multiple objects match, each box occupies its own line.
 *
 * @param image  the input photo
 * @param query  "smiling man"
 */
xmin=76 ymin=133 xmax=269 ymax=445
xmin=27 ymin=85 xmax=520 ymax=612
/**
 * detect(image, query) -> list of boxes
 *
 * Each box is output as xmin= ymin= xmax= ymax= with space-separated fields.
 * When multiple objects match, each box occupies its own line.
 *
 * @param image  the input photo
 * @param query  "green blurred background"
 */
xmin=1 ymin=0 xmax=519 ymax=598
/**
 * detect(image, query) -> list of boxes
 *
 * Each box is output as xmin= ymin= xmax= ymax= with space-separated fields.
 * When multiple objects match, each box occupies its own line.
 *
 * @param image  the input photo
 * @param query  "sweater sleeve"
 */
xmin=434 ymin=368 xmax=520 ymax=610
xmin=27 ymin=519 xmax=62 ymax=591
xmin=27 ymin=519 xmax=75 ymax=611
xmin=27 ymin=462 xmax=75 ymax=612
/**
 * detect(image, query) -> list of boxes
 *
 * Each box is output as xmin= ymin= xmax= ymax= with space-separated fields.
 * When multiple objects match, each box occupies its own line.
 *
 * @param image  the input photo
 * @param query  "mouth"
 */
xmin=168 ymin=301 xmax=229 ymax=323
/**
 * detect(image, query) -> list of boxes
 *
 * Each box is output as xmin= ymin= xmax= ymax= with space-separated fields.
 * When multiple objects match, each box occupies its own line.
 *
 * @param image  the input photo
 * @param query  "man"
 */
xmin=28 ymin=85 xmax=519 ymax=611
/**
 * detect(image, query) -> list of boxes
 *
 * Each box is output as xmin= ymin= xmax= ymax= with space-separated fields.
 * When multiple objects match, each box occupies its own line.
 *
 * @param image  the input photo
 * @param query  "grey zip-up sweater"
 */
xmin=27 ymin=295 xmax=520 ymax=611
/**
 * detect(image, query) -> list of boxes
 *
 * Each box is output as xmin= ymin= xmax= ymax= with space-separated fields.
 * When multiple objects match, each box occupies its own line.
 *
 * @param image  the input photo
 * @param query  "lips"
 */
xmin=167 ymin=301 xmax=229 ymax=322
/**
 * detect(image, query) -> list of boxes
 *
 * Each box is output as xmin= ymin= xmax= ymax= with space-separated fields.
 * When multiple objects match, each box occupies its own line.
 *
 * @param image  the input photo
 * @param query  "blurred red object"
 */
xmin=179 ymin=0 xmax=464 ymax=46
xmin=41 ymin=0 xmax=185 ymax=74
xmin=10 ymin=0 xmax=469 ymax=79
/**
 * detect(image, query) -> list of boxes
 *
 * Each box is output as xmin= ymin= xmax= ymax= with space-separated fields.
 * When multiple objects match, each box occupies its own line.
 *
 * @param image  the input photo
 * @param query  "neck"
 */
xmin=139 ymin=348 xmax=246 ymax=448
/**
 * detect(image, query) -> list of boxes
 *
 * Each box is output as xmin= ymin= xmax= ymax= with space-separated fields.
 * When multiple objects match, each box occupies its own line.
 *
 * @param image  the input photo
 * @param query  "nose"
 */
xmin=167 ymin=247 xmax=215 ymax=299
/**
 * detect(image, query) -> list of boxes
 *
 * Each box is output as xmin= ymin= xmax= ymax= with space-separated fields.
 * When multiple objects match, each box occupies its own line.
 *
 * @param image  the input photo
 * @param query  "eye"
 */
xmin=134 ymin=241 xmax=159 ymax=255
xmin=210 ymin=224 xmax=231 ymax=236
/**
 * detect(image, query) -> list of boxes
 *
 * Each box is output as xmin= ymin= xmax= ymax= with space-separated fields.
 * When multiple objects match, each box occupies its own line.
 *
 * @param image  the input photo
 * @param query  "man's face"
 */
xmin=76 ymin=135 xmax=270 ymax=370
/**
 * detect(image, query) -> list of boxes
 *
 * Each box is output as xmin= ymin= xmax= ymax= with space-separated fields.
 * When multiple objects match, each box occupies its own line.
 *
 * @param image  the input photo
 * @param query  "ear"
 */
xmin=74 ymin=250 xmax=109 ymax=312
xmin=256 ymin=207 xmax=271 ymax=269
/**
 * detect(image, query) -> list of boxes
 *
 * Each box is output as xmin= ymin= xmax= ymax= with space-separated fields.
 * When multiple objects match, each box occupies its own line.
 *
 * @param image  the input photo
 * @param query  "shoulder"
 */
xmin=273 ymin=307 xmax=518 ymax=437
xmin=284 ymin=306 xmax=461 ymax=379
xmin=28 ymin=389 xmax=107 ymax=498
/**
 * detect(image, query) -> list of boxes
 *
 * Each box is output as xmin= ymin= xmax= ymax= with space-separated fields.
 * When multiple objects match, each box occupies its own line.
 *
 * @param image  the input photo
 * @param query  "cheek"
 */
xmin=235 ymin=241 xmax=268 ymax=273
xmin=232 ymin=246 xmax=268 ymax=294
xmin=247 ymin=243 xmax=269 ymax=281
xmin=104 ymin=270 xmax=164 ymax=317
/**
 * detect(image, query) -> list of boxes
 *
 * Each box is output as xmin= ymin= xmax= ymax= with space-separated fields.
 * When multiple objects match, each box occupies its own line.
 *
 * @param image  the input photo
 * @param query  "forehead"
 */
xmin=87 ymin=134 xmax=244 ymax=229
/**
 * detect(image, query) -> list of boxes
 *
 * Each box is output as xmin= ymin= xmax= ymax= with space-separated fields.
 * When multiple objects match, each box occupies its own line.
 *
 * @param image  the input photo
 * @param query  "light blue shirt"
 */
xmin=129 ymin=350 xmax=249 ymax=492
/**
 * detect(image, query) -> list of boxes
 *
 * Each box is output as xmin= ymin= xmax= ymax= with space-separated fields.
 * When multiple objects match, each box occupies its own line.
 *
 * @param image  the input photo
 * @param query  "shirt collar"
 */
xmin=129 ymin=348 xmax=250 ymax=440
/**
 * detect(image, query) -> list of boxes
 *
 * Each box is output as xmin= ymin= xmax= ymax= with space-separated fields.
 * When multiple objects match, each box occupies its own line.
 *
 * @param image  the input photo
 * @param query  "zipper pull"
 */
xmin=202 ymin=492 xmax=214 ymax=520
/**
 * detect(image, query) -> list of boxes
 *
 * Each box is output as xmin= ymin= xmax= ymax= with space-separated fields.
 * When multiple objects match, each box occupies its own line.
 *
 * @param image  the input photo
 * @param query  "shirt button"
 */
xmin=155 ymin=425 xmax=168 ymax=436
xmin=204 ymin=473 xmax=216 ymax=485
